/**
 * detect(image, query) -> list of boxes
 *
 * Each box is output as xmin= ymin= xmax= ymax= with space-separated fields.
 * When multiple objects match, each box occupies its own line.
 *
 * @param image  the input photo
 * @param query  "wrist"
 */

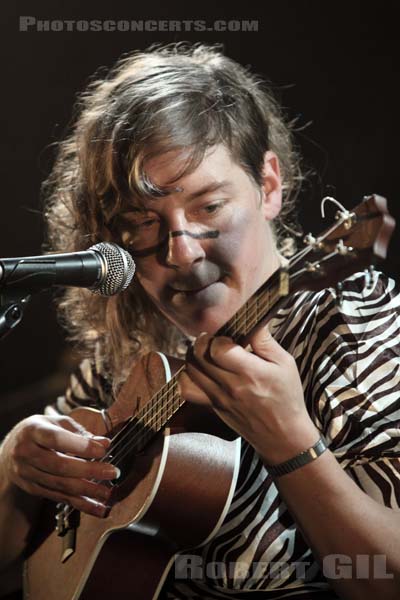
xmin=266 ymin=437 xmax=327 ymax=477
xmin=255 ymin=417 xmax=321 ymax=466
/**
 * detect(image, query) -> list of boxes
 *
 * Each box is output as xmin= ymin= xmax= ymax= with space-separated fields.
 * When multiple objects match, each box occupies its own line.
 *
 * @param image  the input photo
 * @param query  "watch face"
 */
xmin=268 ymin=438 xmax=326 ymax=477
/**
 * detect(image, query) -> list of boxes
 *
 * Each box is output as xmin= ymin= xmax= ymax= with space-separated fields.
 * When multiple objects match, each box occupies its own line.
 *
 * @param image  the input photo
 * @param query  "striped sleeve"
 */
xmin=308 ymin=270 xmax=400 ymax=506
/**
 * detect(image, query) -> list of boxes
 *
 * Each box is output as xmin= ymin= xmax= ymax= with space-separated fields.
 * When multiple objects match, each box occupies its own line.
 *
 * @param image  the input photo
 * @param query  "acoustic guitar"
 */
xmin=23 ymin=195 xmax=395 ymax=599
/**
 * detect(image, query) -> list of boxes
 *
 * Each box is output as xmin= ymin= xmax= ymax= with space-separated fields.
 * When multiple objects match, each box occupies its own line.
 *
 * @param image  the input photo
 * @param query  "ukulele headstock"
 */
xmin=288 ymin=194 xmax=396 ymax=293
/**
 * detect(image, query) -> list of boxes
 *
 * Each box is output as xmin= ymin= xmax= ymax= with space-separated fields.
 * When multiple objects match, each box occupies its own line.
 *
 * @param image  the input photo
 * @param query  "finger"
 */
xmin=17 ymin=479 xmax=108 ymax=518
xmin=189 ymin=333 xmax=232 ymax=365
xmin=197 ymin=332 xmax=281 ymax=382
xmin=190 ymin=333 xmax=243 ymax=389
xmin=53 ymin=415 xmax=111 ymax=448
xmin=46 ymin=413 xmax=110 ymax=442
xmin=177 ymin=371 xmax=211 ymax=406
xmin=248 ymin=324 xmax=287 ymax=364
xmin=18 ymin=463 xmax=112 ymax=504
xmin=184 ymin=363 xmax=230 ymax=411
xmin=27 ymin=446 xmax=119 ymax=481
xmin=30 ymin=423 xmax=110 ymax=459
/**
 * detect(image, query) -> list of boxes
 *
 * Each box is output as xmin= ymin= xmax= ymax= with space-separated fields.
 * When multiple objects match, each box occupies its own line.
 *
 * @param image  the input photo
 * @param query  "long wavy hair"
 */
xmin=43 ymin=42 xmax=304 ymax=390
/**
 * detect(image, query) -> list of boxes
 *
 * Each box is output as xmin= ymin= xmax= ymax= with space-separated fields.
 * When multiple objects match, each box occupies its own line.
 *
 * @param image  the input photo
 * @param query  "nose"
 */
xmin=165 ymin=230 xmax=206 ymax=269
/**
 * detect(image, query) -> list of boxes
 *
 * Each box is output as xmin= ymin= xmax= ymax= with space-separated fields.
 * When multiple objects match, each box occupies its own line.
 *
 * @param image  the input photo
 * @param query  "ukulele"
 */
xmin=23 ymin=194 xmax=395 ymax=599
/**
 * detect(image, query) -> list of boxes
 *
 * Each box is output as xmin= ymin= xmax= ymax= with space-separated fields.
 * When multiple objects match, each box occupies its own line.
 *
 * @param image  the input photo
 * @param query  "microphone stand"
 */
xmin=0 ymin=288 xmax=31 ymax=340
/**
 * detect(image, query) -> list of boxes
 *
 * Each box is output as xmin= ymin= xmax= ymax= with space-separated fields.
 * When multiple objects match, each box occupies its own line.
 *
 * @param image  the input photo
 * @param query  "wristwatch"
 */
xmin=267 ymin=437 xmax=327 ymax=477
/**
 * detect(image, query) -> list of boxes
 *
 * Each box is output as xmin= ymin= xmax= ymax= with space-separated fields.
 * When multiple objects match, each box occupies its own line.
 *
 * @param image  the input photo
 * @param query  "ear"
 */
xmin=260 ymin=151 xmax=282 ymax=220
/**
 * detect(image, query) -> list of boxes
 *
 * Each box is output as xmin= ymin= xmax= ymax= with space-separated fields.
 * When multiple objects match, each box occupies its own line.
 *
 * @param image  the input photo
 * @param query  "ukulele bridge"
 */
xmin=55 ymin=503 xmax=79 ymax=563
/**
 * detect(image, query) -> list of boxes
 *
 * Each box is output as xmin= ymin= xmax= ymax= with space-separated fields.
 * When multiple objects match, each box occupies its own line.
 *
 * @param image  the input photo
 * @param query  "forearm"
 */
xmin=267 ymin=447 xmax=400 ymax=599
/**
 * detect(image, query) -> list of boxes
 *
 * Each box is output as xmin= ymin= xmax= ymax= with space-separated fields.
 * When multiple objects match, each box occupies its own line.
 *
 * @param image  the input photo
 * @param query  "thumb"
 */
xmin=248 ymin=323 xmax=285 ymax=363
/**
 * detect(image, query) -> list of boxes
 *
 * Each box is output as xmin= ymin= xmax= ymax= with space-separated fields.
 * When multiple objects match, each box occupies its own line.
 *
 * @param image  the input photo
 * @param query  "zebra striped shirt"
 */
xmin=49 ymin=270 xmax=400 ymax=599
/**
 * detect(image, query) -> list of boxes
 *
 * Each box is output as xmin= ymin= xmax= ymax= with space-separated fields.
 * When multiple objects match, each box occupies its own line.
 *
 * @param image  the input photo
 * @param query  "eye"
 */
xmin=138 ymin=218 xmax=159 ymax=228
xmin=202 ymin=201 xmax=225 ymax=214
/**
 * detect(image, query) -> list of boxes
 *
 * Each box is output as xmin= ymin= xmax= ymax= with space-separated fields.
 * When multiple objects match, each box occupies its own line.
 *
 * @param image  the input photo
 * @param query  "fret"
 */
xmin=167 ymin=382 xmax=174 ymax=421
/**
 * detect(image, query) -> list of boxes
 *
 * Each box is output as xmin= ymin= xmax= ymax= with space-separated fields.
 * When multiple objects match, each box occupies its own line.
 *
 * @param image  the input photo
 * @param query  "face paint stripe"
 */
xmin=170 ymin=230 xmax=220 ymax=239
xmin=128 ymin=230 xmax=220 ymax=258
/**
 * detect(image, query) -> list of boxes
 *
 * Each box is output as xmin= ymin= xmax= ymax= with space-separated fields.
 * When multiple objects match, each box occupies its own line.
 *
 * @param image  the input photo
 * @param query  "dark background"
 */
xmin=1 ymin=1 xmax=399 ymax=437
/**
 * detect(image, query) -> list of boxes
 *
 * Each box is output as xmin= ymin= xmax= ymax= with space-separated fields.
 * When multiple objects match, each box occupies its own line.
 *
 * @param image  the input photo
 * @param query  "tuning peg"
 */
xmin=321 ymin=196 xmax=356 ymax=229
xmin=303 ymin=233 xmax=323 ymax=250
xmin=336 ymin=239 xmax=354 ymax=255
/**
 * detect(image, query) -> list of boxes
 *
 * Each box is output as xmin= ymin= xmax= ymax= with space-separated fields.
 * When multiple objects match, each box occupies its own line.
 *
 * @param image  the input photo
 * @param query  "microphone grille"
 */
xmin=89 ymin=243 xmax=136 ymax=296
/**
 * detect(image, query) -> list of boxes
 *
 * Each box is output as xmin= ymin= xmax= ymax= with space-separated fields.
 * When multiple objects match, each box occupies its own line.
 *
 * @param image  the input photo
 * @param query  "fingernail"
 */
xmin=94 ymin=436 xmax=111 ymax=445
xmin=100 ymin=439 xmax=111 ymax=448
xmin=103 ymin=465 xmax=120 ymax=479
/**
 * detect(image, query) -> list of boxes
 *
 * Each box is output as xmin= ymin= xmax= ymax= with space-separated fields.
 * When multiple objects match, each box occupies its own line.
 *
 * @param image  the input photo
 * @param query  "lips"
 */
xmin=170 ymin=280 xmax=217 ymax=293
xmin=167 ymin=263 xmax=225 ymax=300
xmin=169 ymin=270 xmax=223 ymax=293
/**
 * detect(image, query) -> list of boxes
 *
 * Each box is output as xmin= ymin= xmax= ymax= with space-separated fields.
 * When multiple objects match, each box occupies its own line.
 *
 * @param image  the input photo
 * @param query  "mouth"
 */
xmin=165 ymin=276 xmax=227 ymax=312
xmin=168 ymin=275 xmax=225 ymax=299
xmin=170 ymin=281 xmax=217 ymax=294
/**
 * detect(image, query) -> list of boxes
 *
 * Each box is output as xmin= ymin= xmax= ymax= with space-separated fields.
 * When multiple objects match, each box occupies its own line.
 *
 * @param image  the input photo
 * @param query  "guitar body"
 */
xmin=23 ymin=351 xmax=241 ymax=600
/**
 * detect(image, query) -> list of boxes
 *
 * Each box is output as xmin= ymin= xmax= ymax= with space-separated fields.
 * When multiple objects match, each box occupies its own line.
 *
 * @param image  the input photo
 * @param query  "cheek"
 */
xmin=135 ymin=260 xmax=164 ymax=297
xmin=211 ymin=206 xmax=262 ymax=267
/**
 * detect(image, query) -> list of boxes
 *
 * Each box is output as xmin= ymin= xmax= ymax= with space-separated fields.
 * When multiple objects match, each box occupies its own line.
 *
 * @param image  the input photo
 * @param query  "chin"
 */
xmin=159 ymin=282 xmax=243 ymax=337
xmin=174 ymin=307 xmax=233 ymax=337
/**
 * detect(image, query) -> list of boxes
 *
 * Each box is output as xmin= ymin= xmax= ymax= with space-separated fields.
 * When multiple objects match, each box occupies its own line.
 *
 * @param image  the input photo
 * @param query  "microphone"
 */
xmin=0 ymin=242 xmax=136 ymax=296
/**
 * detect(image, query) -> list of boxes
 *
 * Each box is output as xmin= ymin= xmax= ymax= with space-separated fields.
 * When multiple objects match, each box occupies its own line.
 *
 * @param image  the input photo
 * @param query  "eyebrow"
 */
xmin=182 ymin=180 xmax=233 ymax=201
xmin=118 ymin=180 xmax=233 ymax=217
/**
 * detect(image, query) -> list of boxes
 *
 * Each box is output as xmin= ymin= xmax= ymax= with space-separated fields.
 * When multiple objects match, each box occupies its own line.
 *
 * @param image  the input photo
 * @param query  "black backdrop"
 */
xmin=1 ymin=1 xmax=399 ymax=431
